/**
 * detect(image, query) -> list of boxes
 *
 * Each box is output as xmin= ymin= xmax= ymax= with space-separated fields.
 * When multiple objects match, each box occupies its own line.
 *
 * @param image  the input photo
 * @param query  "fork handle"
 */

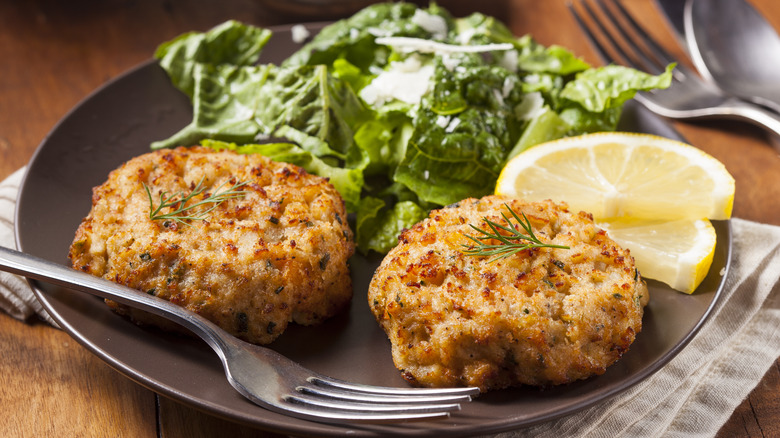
xmin=0 ymin=245 xmax=232 ymax=354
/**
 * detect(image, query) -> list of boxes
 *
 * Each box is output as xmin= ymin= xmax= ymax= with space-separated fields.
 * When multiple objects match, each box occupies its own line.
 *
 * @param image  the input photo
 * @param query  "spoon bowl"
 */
xmin=685 ymin=0 xmax=780 ymax=113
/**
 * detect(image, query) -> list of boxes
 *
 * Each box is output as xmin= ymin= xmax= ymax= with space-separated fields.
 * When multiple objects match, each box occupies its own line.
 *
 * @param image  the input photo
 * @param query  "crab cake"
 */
xmin=69 ymin=146 xmax=354 ymax=345
xmin=368 ymin=196 xmax=648 ymax=391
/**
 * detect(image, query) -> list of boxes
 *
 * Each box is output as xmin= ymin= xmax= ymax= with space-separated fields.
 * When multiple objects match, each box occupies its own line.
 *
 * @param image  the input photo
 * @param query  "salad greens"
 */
xmin=151 ymin=2 xmax=672 ymax=254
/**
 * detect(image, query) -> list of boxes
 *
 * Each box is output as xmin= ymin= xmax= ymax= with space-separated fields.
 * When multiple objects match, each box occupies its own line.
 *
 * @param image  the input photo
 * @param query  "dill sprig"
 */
xmin=144 ymin=177 xmax=248 ymax=226
xmin=461 ymin=203 xmax=569 ymax=262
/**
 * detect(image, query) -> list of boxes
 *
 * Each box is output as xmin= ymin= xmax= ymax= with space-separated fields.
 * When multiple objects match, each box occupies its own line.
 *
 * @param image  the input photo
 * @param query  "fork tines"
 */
xmin=282 ymin=376 xmax=481 ymax=422
xmin=568 ymin=0 xmax=687 ymax=79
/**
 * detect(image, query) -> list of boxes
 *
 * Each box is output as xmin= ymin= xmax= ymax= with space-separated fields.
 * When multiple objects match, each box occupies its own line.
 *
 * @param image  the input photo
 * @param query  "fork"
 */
xmin=568 ymin=0 xmax=780 ymax=144
xmin=0 ymin=246 xmax=480 ymax=424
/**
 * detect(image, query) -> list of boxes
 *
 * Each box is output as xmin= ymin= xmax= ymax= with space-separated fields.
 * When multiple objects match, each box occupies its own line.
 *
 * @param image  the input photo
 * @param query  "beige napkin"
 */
xmin=2 ymin=168 xmax=779 ymax=436
xmin=0 ymin=167 xmax=56 ymax=325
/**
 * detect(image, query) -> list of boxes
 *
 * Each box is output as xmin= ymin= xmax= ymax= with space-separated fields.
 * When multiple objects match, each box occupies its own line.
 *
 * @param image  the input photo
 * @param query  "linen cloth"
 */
xmin=0 ymin=167 xmax=56 ymax=325
xmin=2 ymin=168 xmax=779 ymax=436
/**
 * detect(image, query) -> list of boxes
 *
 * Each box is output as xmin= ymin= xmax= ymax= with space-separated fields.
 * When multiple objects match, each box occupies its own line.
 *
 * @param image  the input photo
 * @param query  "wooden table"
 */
xmin=1 ymin=0 xmax=778 ymax=436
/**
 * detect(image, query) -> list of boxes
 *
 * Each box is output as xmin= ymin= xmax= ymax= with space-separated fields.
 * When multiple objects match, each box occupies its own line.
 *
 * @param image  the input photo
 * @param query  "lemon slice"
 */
xmin=495 ymin=132 xmax=735 ymax=221
xmin=599 ymin=218 xmax=717 ymax=294
xmin=495 ymin=132 xmax=733 ymax=293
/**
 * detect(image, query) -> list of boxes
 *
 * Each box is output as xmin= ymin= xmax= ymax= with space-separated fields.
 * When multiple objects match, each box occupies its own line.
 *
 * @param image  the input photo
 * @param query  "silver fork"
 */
xmin=568 ymin=0 xmax=780 ymax=143
xmin=0 ymin=246 xmax=480 ymax=424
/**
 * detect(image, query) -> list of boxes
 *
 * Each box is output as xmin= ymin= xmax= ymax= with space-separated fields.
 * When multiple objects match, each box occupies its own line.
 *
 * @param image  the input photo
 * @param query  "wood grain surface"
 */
xmin=1 ymin=0 xmax=779 ymax=436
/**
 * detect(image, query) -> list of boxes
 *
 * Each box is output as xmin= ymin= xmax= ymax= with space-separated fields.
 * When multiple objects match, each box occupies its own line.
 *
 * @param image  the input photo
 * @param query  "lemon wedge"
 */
xmin=599 ymin=218 xmax=717 ymax=294
xmin=495 ymin=132 xmax=735 ymax=221
xmin=495 ymin=132 xmax=734 ymax=293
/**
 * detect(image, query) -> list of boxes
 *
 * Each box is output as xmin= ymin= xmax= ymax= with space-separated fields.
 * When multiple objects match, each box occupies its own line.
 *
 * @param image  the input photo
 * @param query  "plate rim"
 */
xmin=14 ymin=23 xmax=733 ymax=437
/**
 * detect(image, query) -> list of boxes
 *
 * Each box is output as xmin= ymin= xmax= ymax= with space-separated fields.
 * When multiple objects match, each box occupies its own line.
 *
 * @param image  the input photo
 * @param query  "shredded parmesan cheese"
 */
xmin=359 ymin=55 xmax=435 ymax=106
xmin=411 ymin=9 xmax=448 ymax=39
xmin=375 ymin=36 xmax=513 ymax=54
xmin=515 ymin=92 xmax=545 ymax=120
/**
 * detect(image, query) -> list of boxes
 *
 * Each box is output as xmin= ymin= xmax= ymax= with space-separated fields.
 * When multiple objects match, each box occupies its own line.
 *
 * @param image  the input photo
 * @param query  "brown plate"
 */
xmin=15 ymin=24 xmax=731 ymax=437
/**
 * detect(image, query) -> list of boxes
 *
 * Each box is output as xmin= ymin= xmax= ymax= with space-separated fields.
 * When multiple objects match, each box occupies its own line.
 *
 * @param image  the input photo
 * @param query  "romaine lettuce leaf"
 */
xmin=201 ymin=140 xmax=363 ymax=211
xmin=151 ymin=63 xmax=271 ymax=150
xmin=151 ymin=4 xmax=673 ymax=254
xmin=356 ymin=197 xmax=427 ymax=254
xmin=331 ymin=58 xmax=373 ymax=94
xmin=552 ymin=64 xmax=674 ymax=134
xmin=353 ymin=116 xmax=412 ymax=177
xmin=514 ymin=35 xmax=591 ymax=75
xmin=455 ymin=12 xmax=517 ymax=45
xmin=256 ymin=65 xmax=371 ymax=159
xmin=393 ymin=57 xmax=525 ymax=205
xmin=283 ymin=3 xmax=452 ymax=72
xmin=155 ymin=20 xmax=272 ymax=99
xmin=152 ymin=63 xmax=371 ymax=156
xmin=509 ymin=106 xmax=571 ymax=158
xmin=394 ymin=107 xmax=510 ymax=206
xmin=560 ymin=64 xmax=674 ymax=113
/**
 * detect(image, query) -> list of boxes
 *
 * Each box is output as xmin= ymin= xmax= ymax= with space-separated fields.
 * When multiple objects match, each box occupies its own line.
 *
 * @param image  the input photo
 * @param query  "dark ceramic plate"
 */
xmin=15 ymin=24 xmax=731 ymax=437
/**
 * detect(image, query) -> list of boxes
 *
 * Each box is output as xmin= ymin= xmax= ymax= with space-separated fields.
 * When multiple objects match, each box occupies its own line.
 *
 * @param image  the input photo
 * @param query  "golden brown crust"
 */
xmin=368 ymin=196 xmax=648 ymax=391
xmin=69 ymin=146 xmax=354 ymax=345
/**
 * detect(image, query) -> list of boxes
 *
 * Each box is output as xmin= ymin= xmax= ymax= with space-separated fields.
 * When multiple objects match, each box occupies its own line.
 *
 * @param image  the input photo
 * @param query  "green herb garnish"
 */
xmin=461 ymin=203 xmax=569 ymax=262
xmin=144 ymin=177 xmax=247 ymax=226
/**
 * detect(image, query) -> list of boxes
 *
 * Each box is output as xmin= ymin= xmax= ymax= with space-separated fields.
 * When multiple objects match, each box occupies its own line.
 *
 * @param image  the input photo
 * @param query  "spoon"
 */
xmin=685 ymin=0 xmax=780 ymax=114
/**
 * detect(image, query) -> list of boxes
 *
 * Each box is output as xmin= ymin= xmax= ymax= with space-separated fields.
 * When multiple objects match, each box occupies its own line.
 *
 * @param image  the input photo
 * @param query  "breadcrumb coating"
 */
xmin=69 ymin=146 xmax=354 ymax=345
xmin=368 ymin=196 xmax=648 ymax=391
